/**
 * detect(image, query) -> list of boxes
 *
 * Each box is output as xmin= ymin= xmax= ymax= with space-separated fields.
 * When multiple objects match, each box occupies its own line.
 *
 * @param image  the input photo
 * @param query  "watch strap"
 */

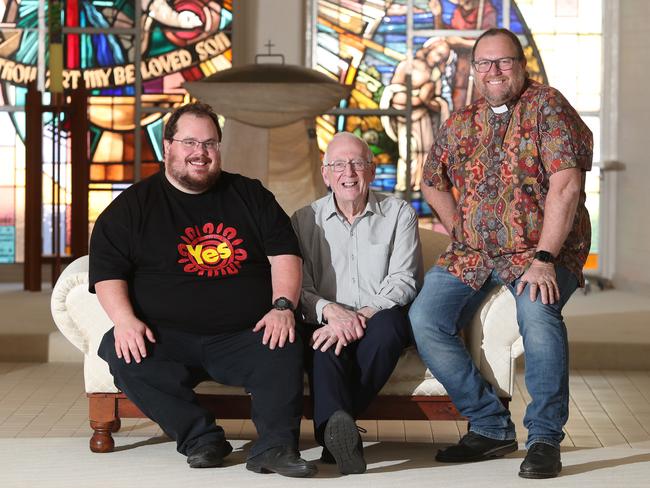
xmin=534 ymin=250 xmax=555 ymax=263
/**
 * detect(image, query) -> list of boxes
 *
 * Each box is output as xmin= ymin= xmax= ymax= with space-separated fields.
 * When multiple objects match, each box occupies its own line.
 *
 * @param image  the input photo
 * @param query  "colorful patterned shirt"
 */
xmin=423 ymin=80 xmax=593 ymax=289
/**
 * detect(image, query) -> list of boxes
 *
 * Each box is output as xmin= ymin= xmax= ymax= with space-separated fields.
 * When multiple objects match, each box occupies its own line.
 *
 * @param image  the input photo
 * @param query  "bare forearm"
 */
xmin=537 ymin=169 xmax=582 ymax=256
xmin=96 ymin=280 xmax=155 ymax=362
xmin=422 ymin=185 xmax=457 ymax=234
xmin=269 ymin=254 xmax=302 ymax=305
xmin=95 ymin=280 xmax=138 ymax=324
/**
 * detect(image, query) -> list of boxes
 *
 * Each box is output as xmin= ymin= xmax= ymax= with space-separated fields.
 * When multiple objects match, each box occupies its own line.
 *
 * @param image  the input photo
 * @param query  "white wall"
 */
xmin=614 ymin=0 xmax=650 ymax=290
xmin=232 ymin=0 xmax=306 ymax=67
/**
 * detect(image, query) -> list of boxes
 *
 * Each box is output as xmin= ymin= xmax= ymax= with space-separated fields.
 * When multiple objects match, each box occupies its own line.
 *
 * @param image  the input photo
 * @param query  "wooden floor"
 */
xmin=1 ymin=362 xmax=650 ymax=448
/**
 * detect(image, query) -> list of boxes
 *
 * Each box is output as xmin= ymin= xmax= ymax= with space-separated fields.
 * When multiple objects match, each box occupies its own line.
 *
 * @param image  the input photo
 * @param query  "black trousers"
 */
xmin=98 ymin=326 xmax=304 ymax=458
xmin=303 ymin=308 xmax=411 ymax=444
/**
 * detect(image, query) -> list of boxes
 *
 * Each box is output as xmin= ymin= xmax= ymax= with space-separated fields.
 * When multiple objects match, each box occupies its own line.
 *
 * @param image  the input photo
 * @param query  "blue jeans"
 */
xmin=409 ymin=265 xmax=578 ymax=449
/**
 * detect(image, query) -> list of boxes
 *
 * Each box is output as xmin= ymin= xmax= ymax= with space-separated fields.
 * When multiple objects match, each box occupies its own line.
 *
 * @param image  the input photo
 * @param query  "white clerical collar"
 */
xmin=490 ymin=104 xmax=509 ymax=114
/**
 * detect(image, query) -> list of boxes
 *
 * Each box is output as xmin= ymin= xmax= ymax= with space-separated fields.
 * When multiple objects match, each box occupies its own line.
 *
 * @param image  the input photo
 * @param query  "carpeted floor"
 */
xmin=2 ymin=437 xmax=650 ymax=488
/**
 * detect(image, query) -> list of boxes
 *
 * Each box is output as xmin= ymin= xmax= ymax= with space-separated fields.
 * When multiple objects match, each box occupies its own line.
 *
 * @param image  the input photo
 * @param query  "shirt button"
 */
xmin=351 ymin=255 xmax=355 ymax=260
xmin=352 ymin=278 xmax=356 ymax=283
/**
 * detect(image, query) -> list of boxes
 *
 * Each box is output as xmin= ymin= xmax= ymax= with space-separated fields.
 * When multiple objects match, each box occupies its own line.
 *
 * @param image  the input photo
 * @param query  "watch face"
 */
xmin=273 ymin=297 xmax=294 ymax=311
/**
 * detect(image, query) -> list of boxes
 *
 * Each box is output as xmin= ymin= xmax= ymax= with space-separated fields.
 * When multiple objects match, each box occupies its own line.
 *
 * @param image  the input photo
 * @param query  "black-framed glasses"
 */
xmin=472 ymin=56 xmax=520 ymax=73
xmin=323 ymin=158 xmax=371 ymax=172
xmin=171 ymin=138 xmax=220 ymax=151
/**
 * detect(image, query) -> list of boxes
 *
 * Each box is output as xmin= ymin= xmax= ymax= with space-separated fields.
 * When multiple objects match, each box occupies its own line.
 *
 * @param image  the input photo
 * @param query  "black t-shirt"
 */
xmin=89 ymin=171 xmax=301 ymax=334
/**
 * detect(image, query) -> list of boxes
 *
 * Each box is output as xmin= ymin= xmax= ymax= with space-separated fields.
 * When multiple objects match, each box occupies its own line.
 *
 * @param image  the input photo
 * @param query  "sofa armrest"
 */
xmin=51 ymin=256 xmax=93 ymax=354
xmin=465 ymin=286 xmax=523 ymax=398
xmin=51 ymin=256 xmax=118 ymax=393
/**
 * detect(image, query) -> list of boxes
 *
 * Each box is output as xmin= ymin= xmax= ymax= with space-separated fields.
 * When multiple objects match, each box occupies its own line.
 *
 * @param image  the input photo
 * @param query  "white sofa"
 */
xmin=51 ymin=227 xmax=523 ymax=452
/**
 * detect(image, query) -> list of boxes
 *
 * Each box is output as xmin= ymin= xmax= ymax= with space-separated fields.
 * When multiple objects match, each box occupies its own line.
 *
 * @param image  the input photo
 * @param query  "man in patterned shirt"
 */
xmin=409 ymin=28 xmax=592 ymax=479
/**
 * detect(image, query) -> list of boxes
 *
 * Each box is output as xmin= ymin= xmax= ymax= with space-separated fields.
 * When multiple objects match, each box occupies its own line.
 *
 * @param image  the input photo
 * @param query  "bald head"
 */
xmin=324 ymin=132 xmax=373 ymax=164
xmin=321 ymin=131 xmax=376 ymax=213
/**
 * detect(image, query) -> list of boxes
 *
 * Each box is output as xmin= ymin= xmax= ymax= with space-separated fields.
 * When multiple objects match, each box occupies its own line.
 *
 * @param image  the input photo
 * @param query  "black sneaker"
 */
xmin=246 ymin=445 xmax=317 ymax=478
xmin=186 ymin=441 xmax=233 ymax=468
xmin=519 ymin=443 xmax=561 ymax=479
xmin=320 ymin=446 xmax=336 ymax=464
xmin=436 ymin=431 xmax=517 ymax=463
xmin=324 ymin=410 xmax=366 ymax=475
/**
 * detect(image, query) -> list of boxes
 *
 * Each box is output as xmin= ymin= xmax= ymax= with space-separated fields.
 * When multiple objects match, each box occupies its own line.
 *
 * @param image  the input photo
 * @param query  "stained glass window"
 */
xmin=313 ymin=0 xmax=602 ymax=268
xmin=517 ymin=0 xmax=602 ymax=268
xmin=0 ymin=0 xmax=233 ymax=263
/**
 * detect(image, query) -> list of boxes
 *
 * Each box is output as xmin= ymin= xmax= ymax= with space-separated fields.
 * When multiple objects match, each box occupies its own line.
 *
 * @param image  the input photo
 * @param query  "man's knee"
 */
xmin=254 ymin=333 xmax=304 ymax=371
xmin=366 ymin=308 xmax=410 ymax=346
xmin=98 ymin=328 xmax=122 ymax=368
xmin=97 ymin=328 xmax=158 ymax=380
xmin=312 ymin=345 xmax=350 ymax=367
xmin=515 ymin=296 xmax=564 ymax=329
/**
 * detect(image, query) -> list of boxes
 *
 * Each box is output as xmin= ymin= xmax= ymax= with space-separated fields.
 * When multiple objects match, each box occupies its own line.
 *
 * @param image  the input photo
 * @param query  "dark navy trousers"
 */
xmin=303 ymin=307 xmax=411 ymax=444
xmin=98 ymin=326 xmax=304 ymax=458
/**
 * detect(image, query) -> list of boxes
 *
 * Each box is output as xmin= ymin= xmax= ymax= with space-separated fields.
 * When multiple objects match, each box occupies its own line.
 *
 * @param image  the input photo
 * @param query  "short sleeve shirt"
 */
xmin=89 ymin=171 xmax=301 ymax=334
xmin=423 ymin=80 xmax=593 ymax=289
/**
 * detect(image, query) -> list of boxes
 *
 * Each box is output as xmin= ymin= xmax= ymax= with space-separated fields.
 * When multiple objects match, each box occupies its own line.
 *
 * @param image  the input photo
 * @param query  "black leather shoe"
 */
xmin=324 ymin=410 xmax=366 ymax=475
xmin=436 ymin=431 xmax=517 ymax=463
xmin=246 ymin=446 xmax=317 ymax=478
xmin=186 ymin=441 xmax=233 ymax=468
xmin=519 ymin=443 xmax=561 ymax=479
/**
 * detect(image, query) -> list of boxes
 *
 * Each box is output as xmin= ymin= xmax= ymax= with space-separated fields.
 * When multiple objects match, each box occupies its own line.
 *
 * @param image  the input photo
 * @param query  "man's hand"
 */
xmin=253 ymin=309 xmax=295 ymax=350
xmin=516 ymin=261 xmax=560 ymax=304
xmin=357 ymin=306 xmax=378 ymax=320
xmin=114 ymin=317 xmax=156 ymax=364
xmin=312 ymin=325 xmax=346 ymax=356
xmin=322 ymin=303 xmax=366 ymax=342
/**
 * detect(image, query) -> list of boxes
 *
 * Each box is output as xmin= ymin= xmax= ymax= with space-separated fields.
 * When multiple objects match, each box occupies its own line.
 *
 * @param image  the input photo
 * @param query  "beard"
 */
xmin=166 ymin=156 xmax=221 ymax=193
xmin=477 ymin=73 xmax=527 ymax=107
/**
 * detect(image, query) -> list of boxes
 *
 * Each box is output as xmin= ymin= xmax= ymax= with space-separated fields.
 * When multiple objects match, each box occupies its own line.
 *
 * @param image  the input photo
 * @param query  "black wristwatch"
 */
xmin=534 ymin=250 xmax=555 ymax=263
xmin=272 ymin=297 xmax=295 ymax=312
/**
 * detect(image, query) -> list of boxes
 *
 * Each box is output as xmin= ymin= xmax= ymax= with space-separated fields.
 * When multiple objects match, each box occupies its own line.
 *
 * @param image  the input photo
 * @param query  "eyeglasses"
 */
xmin=323 ymin=158 xmax=371 ymax=172
xmin=472 ymin=56 xmax=520 ymax=73
xmin=171 ymin=138 xmax=220 ymax=151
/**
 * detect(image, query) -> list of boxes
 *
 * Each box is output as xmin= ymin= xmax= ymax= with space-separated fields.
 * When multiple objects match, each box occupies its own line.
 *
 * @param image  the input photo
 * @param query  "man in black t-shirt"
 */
xmin=90 ymin=103 xmax=316 ymax=477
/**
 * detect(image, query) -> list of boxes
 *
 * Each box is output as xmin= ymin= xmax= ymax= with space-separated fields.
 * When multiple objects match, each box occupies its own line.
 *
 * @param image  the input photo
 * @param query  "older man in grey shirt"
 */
xmin=291 ymin=132 xmax=422 ymax=475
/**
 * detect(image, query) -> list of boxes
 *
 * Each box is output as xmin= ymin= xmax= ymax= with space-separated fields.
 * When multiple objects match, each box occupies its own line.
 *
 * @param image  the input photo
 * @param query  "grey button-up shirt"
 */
xmin=291 ymin=191 xmax=423 ymax=324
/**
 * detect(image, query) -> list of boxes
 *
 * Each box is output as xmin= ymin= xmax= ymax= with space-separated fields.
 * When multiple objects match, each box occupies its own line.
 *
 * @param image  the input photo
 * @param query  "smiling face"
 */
xmin=322 ymin=133 xmax=375 ymax=210
xmin=472 ymin=33 xmax=527 ymax=107
xmin=162 ymin=114 xmax=221 ymax=194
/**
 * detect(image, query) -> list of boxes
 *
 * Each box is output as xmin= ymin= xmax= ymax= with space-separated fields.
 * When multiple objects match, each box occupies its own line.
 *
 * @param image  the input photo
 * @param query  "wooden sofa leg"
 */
xmin=88 ymin=395 xmax=118 ymax=453
xmin=90 ymin=420 xmax=116 ymax=453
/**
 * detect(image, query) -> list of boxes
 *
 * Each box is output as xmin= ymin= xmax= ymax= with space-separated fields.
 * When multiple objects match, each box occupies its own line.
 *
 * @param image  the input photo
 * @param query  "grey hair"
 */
xmin=324 ymin=132 xmax=373 ymax=163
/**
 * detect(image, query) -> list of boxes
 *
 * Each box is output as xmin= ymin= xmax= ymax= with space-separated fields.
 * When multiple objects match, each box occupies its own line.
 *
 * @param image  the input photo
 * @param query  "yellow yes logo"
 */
xmin=186 ymin=242 xmax=232 ymax=264
xmin=177 ymin=223 xmax=248 ymax=277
